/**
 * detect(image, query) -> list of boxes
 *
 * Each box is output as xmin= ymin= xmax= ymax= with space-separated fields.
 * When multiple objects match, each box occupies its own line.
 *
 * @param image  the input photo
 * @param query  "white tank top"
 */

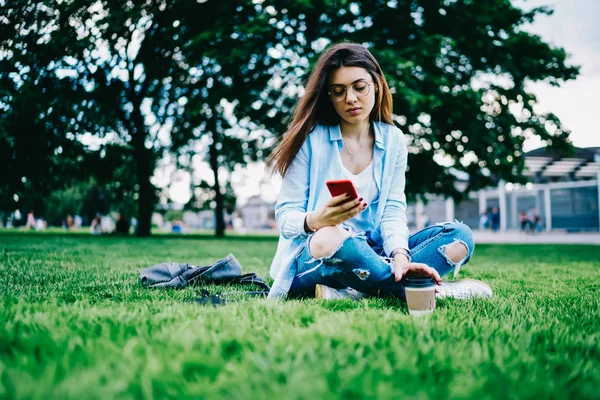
xmin=341 ymin=160 xmax=379 ymax=233
xmin=342 ymin=160 xmax=378 ymax=203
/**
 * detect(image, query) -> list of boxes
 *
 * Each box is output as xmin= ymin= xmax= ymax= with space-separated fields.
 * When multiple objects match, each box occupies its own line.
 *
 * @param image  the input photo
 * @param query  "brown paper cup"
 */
xmin=405 ymin=286 xmax=436 ymax=316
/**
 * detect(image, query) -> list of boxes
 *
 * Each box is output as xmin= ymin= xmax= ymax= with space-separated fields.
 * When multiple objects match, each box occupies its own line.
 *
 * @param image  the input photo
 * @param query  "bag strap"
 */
xmin=190 ymin=273 xmax=271 ymax=305
xmin=233 ymin=273 xmax=271 ymax=295
xmin=192 ymin=271 xmax=271 ymax=295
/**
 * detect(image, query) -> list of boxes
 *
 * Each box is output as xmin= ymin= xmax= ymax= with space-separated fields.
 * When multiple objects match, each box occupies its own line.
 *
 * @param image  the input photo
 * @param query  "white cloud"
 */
xmin=518 ymin=0 xmax=600 ymax=149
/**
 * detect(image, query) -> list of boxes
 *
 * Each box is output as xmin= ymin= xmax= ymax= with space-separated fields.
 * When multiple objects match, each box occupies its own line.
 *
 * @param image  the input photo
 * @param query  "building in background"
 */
xmin=238 ymin=195 xmax=276 ymax=231
xmin=244 ymin=146 xmax=600 ymax=234
xmin=419 ymin=146 xmax=600 ymax=232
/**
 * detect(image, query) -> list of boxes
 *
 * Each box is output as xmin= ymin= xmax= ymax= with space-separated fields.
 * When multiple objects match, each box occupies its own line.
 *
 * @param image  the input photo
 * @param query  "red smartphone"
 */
xmin=326 ymin=179 xmax=359 ymax=205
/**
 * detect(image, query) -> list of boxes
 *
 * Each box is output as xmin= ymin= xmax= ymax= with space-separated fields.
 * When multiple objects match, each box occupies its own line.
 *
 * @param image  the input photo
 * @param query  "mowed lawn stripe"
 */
xmin=0 ymin=234 xmax=598 ymax=399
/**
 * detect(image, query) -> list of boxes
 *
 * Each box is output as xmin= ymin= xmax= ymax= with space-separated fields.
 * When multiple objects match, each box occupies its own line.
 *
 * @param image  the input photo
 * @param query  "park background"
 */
xmin=1 ymin=0 xmax=599 ymax=399
xmin=2 ymin=0 xmax=600 ymax=237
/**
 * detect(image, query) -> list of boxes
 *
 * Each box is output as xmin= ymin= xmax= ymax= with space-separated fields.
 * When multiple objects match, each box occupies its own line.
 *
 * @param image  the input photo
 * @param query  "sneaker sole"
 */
xmin=438 ymin=278 xmax=493 ymax=299
xmin=315 ymin=284 xmax=326 ymax=299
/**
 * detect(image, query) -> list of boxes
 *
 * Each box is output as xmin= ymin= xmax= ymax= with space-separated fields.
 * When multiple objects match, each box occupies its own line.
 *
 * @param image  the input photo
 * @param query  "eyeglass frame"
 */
xmin=327 ymin=79 xmax=374 ymax=103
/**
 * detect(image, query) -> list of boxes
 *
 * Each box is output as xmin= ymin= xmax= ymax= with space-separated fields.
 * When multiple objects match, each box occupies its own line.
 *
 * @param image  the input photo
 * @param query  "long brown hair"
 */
xmin=266 ymin=42 xmax=394 ymax=177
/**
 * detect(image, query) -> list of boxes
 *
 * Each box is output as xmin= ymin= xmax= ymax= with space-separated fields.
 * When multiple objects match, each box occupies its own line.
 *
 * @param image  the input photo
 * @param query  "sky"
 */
xmin=165 ymin=0 xmax=600 ymax=206
xmin=519 ymin=0 xmax=600 ymax=151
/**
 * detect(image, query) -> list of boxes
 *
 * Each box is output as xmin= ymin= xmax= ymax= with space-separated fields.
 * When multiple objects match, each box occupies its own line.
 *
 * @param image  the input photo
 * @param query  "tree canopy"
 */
xmin=1 ymin=0 xmax=579 ymax=233
xmin=263 ymin=0 xmax=578 ymax=200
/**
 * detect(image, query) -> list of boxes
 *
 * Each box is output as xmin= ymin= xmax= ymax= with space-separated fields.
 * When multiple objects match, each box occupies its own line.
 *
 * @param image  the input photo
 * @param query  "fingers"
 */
xmin=394 ymin=266 xmax=406 ymax=282
xmin=330 ymin=194 xmax=366 ymax=209
xmin=327 ymin=195 xmax=367 ymax=225
xmin=329 ymin=193 xmax=354 ymax=206
xmin=423 ymin=265 xmax=441 ymax=285
xmin=336 ymin=196 xmax=363 ymax=212
xmin=430 ymin=268 xmax=442 ymax=285
xmin=398 ymin=263 xmax=442 ymax=285
xmin=343 ymin=197 xmax=366 ymax=212
xmin=331 ymin=196 xmax=365 ymax=216
xmin=411 ymin=264 xmax=442 ymax=285
xmin=341 ymin=200 xmax=366 ymax=220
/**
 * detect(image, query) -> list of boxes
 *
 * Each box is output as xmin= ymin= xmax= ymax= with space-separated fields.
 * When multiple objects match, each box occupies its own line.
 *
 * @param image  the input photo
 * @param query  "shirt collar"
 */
xmin=329 ymin=121 xmax=385 ymax=150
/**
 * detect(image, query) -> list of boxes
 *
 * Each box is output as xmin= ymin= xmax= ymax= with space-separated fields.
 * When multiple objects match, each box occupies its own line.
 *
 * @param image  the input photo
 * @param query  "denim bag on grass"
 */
xmin=139 ymin=253 xmax=271 ymax=297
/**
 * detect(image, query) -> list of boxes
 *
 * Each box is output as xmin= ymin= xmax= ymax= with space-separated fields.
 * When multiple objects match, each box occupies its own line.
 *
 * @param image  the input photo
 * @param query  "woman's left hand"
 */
xmin=393 ymin=255 xmax=442 ymax=285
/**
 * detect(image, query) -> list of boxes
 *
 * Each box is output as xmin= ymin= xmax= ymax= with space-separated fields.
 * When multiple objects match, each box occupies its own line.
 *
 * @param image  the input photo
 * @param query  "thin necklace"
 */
xmin=342 ymin=123 xmax=370 ymax=162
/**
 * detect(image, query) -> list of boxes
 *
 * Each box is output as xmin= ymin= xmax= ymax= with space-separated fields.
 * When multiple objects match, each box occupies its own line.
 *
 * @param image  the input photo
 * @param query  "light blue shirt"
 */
xmin=267 ymin=121 xmax=409 ymax=299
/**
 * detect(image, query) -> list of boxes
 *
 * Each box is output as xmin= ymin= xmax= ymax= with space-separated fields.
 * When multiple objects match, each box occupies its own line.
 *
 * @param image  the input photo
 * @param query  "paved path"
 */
xmin=473 ymin=230 xmax=600 ymax=245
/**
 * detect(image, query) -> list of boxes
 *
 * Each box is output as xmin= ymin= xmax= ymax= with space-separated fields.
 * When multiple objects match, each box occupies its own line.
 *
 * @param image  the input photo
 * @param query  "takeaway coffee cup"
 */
xmin=404 ymin=276 xmax=436 ymax=316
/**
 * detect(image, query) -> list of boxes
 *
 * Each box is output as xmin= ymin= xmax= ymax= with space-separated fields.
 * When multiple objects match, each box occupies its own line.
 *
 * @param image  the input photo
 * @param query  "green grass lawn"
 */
xmin=1 ymin=232 xmax=599 ymax=399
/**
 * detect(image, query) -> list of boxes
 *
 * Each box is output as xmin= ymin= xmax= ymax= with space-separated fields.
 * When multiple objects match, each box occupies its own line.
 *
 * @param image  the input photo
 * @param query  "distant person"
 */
xmin=35 ymin=218 xmax=47 ymax=230
xmin=65 ymin=215 xmax=76 ymax=230
xmin=115 ymin=211 xmax=130 ymax=235
xmin=90 ymin=215 xmax=102 ymax=235
xmin=100 ymin=215 xmax=115 ymax=233
xmin=490 ymin=207 xmax=500 ymax=232
xmin=24 ymin=210 xmax=36 ymax=229
xmin=527 ymin=207 xmax=542 ymax=233
xmin=232 ymin=213 xmax=246 ymax=234
xmin=479 ymin=211 xmax=489 ymax=230
xmin=171 ymin=219 xmax=184 ymax=234
xmin=519 ymin=210 xmax=529 ymax=231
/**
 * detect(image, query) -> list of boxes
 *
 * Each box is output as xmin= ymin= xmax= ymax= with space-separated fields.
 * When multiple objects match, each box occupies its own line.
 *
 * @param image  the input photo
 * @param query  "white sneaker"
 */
xmin=315 ymin=284 xmax=365 ymax=301
xmin=436 ymin=279 xmax=493 ymax=300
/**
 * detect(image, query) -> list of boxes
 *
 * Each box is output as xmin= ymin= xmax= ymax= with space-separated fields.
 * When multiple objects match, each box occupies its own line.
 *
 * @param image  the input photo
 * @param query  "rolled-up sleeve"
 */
xmin=274 ymin=139 xmax=311 ymax=240
xmin=380 ymin=133 xmax=410 ymax=256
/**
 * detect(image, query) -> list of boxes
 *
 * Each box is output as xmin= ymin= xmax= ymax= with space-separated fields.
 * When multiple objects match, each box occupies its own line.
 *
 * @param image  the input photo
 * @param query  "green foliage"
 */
xmin=1 ymin=0 xmax=288 ymax=235
xmin=262 ymin=0 xmax=579 ymax=200
xmin=0 ymin=233 xmax=598 ymax=398
xmin=81 ymin=144 xmax=139 ymax=221
xmin=0 ymin=0 xmax=97 ymax=214
xmin=185 ymin=180 xmax=237 ymax=215
xmin=0 ymin=0 xmax=580 ymax=234
xmin=44 ymin=179 xmax=95 ymax=226
xmin=0 ymin=1 xmax=140 ymax=220
xmin=162 ymin=209 xmax=183 ymax=222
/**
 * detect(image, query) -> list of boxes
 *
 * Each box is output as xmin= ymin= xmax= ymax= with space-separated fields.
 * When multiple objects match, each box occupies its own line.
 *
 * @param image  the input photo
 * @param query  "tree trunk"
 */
xmin=208 ymin=127 xmax=225 ymax=238
xmin=131 ymin=108 xmax=154 ymax=237
xmin=134 ymin=145 xmax=153 ymax=237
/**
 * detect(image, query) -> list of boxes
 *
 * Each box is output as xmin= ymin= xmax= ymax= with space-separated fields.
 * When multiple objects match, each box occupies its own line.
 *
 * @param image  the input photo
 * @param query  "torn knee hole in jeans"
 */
xmin=437 ymin=239 xmax=469 ymax=278
xmin=309 ymin=230 xmax=366 ymax=261
xmin=352 ymin=268 xmax=370 ymax=280
xmin=296 ymin=235 xmax=355 ymax=279
xmin=297 ymin=231 xmax=368 ymax=279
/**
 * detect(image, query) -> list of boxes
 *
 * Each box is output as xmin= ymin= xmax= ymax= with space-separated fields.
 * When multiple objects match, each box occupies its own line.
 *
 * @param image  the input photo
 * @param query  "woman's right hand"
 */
xmin=308 ymin=194 xmax=367 ymax=230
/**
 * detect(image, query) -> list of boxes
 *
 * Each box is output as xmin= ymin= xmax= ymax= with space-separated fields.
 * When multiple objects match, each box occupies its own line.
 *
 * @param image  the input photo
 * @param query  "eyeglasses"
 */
xmin=328 ymin=80 xmax=372 ymax=103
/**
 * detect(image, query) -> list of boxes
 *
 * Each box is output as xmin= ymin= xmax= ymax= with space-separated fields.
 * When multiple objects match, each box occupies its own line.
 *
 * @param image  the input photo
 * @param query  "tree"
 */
xmin=44 ymin=178 xmax=93 ymax=226
xmin=2 ymin=0 xmax=579 ymax=235
xmin=2 ymin=0 xmax=291 ymax=236
xmin=0 ymin=1 xmax=93 ymax=219
xmin=262 ymin=0 xmax=579 ymax=201
xmin=165 ymin=1 xmax=290 ymax=237
xmin=185 ymin=179 xmax=237 ymax=216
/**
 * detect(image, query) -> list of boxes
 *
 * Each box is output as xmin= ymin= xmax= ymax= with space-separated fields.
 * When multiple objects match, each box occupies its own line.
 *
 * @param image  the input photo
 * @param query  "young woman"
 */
xmin=266 ymin=42 xmax=492 ymax=300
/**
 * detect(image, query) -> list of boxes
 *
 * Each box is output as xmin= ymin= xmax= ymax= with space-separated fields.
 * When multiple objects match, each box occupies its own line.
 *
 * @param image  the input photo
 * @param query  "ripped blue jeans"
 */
xmin=288 ymin=221 xmax=474 ymax=298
